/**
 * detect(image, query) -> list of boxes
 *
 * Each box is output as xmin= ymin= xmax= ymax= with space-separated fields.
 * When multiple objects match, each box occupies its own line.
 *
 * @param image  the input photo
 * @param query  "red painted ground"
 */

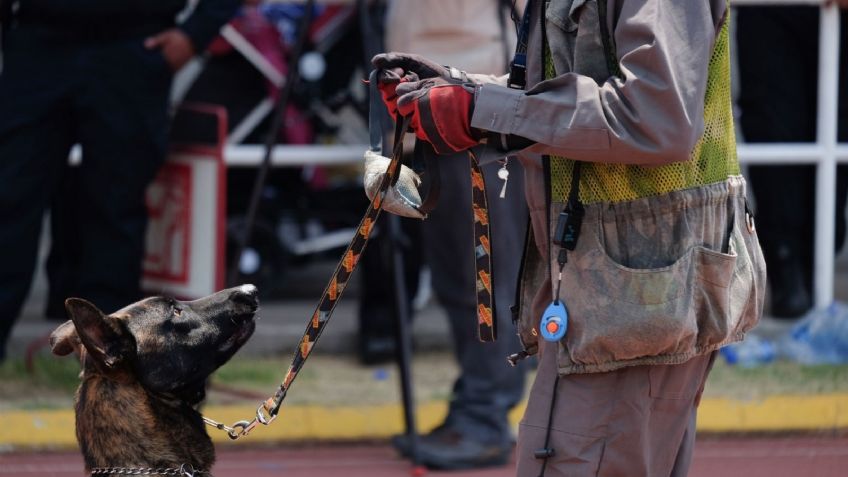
xmin=2 ymin=437 xmax=847 ymax=477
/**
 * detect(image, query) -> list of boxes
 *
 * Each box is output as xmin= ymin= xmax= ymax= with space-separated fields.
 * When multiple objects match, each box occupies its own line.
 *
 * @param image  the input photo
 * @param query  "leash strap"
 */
xmin=469 ymin=150 xmax=497 ymax=342
xmin=204 ymin=70 xmax=499 ymax=440
xmin=205 ymin=99 xmax=411 ymax=440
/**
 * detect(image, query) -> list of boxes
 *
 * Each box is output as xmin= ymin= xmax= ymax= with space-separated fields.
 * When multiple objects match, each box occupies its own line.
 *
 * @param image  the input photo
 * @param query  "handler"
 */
xmin=374 ymin=0 xmax=766 ymax=475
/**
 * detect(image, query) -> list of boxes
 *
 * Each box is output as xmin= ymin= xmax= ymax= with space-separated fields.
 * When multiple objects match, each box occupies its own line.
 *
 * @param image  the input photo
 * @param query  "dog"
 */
xmin=50 ymin=284 xmax=259 ymax=475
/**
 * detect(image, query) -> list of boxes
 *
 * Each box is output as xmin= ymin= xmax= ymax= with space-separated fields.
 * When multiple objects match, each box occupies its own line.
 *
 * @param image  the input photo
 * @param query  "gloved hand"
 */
xmin=373 ymin=52 xmax=471 ymax=123
xmin=395 ymin=77 xmax=482 ymax=155
xmin=372 ymin=52 xmax=461 ymax=81
xmin=376 ymin=67 xmax=418 ymax=119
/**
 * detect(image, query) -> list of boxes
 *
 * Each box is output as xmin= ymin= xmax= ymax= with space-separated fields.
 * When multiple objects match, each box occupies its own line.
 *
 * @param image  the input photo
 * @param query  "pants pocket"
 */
xmin=516 ymin=423 xmax=604 ymax=477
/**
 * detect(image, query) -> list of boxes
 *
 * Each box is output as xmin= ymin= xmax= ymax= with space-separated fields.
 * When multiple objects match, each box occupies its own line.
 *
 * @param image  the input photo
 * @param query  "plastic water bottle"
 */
xmin=780 ymin=303 xmax=848 ymax=365
xmin=720 ymin=335 xmax=776 ymax=367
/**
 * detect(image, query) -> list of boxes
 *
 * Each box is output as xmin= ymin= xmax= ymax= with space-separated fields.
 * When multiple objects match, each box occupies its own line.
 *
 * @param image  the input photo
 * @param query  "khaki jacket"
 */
xmin=469 ymin=0 xmax=766 ymax=374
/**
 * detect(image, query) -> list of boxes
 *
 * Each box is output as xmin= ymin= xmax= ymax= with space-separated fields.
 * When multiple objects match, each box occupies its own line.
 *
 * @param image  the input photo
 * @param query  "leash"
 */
xmin=203 ymin=70 xmax=498 ymax=441
xmin=203 ymin=108 xmax=413 ymax=440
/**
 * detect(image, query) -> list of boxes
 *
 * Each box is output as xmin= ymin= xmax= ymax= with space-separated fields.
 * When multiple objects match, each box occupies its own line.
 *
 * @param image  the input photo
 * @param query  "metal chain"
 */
xmin=90 ymin=464 xmax=208 ymax=476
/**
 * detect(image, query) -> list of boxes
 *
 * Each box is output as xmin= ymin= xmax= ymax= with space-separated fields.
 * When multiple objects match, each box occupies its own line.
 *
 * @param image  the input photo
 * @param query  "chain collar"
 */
xmin=90 ymin=464 xmax=208 ymax=476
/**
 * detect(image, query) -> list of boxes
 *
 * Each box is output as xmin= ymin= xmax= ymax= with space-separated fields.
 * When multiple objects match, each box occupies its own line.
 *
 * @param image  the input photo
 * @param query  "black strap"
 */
xmin=534 ymin=375 xmax=561 ymax=477
xmin=508 ymin=0 xmax=534 ymax=89
xmin=368 ymin=69 xmax=391 ymax=154
xmin=412 ymin=140 xmax=441 ymax=215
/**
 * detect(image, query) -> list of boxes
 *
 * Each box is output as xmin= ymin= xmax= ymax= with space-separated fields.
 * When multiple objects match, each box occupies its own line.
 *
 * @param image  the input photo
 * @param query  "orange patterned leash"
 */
xmin=203 ymin=94 xmax=498 ymax=443
xmin=203 ymin=114 xmax=410 ymax=440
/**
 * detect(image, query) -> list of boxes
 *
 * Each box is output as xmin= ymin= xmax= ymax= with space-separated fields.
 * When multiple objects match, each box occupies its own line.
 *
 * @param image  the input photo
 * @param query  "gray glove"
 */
xmin=372 ymin=52 xmax=469 ymax=83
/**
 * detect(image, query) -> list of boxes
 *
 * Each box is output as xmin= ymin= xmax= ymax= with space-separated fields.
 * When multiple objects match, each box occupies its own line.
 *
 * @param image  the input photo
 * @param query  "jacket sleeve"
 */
xmin=179 ymin=0 xmax=241 ymax=53
xmin=471 ymin=0 xmax=724 ymax=166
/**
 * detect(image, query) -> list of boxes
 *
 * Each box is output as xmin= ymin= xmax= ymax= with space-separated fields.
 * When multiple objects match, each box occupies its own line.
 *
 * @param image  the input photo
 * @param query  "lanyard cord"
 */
xmin=508 ymin=0 xmax=534 ymax=89
xmin=552 ymin=161 xmax=582 ymax=301
xmin=536 ymin=375 xmax=561 ymax=477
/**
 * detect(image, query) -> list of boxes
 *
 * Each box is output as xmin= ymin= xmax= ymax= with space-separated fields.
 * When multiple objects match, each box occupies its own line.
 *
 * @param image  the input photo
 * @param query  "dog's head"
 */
xmin=50 ymin=285 xmax=259 ymax=404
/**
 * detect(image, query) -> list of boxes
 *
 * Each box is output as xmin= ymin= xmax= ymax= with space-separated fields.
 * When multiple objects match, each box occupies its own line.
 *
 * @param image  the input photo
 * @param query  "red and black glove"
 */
xmin=395 ymin=77 xmax=482 ymax=155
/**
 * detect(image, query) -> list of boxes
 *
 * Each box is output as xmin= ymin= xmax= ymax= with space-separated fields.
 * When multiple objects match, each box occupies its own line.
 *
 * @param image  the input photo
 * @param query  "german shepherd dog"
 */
xmin=50 ymin=284 xmax=259 ymax=475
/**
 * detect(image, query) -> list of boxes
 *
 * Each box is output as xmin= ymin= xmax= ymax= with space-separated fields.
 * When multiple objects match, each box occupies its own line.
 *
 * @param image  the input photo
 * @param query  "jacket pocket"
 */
xmin=557 ymin=196 xmax=760 ymax=368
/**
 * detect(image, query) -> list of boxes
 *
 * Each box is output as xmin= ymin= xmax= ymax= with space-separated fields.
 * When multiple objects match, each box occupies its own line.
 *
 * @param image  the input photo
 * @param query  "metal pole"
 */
xmin=388 ymin=214 xmax=421 ymax=469
xmin=813 ymin=4 xmax=840 ymax=308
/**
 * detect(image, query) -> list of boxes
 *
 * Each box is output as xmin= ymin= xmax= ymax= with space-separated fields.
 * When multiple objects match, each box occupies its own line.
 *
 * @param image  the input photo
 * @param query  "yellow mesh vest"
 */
xmin=549 ymin=5 xmax=739 ymax=204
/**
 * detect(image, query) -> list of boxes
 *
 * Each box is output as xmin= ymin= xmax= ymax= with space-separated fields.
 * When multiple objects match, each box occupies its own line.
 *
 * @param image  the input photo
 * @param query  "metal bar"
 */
xmin=226 ymin=98 xmax=276 ymax=145
xmin=813 ymin=5 xmax=841 ymax=308
xmin=219 ymin=24 xmax=285 ymax=87
xmin=223 ymin=144 xmax=368 ymax=166
xmin=67 ymin=143 xmax=848 ymax=167
xmin=737 ymin=144 xmax=848 ymax=164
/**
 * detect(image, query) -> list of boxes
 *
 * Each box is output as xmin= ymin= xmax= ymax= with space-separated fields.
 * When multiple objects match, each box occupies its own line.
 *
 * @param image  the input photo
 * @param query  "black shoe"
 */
xmin=391 ymin=424 xmax=451 ymax=458
xmin=392 ymin=426 xmax=511 ymax=470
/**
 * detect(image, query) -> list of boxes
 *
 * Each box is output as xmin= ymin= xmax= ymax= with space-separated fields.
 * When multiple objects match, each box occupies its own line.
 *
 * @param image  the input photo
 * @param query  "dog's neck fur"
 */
xmin=75 ymin=364 xmax=215 ymax=472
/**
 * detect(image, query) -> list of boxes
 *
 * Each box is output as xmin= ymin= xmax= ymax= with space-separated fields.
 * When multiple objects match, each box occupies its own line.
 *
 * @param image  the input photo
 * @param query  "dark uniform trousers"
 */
xmin=0 ymin=24 xmax=171 ymax=355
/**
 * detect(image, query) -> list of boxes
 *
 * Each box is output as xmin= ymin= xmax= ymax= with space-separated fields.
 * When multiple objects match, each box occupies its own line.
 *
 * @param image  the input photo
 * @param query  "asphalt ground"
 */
xmin=3 ymin=436 xmax=848 ymax=477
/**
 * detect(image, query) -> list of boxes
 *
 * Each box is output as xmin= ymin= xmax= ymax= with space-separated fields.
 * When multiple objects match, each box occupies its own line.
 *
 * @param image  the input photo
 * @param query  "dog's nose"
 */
xmin=238 ymin=284 xmax=258 ymax=297
xmin=232 ymin=284 xmax=259 ymax=310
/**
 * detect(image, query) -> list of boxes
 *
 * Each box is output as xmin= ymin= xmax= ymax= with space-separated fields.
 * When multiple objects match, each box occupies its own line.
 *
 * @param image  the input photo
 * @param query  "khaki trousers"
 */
xmin=516 ymin=340 xmax=715 ymax=477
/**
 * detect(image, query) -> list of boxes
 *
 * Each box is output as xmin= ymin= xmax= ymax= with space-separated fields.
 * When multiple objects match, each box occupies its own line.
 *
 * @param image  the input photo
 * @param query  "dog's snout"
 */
xmin=238 ymin=284 xmax=258 ymax=297
xmin=231 ymin=284 xmax=259 ymax=310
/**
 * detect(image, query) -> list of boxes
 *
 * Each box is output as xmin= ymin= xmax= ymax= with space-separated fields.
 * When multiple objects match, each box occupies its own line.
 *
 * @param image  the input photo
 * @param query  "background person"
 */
xmin=358 ymin=0 xmax=530 ymax=470
xmin=0 ymin=0 xmax=240 ymax=359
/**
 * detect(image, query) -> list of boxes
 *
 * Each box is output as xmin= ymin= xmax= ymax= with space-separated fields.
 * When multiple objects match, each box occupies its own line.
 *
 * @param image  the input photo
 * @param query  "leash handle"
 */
xmin=206 ymin=110 xmax=411 ymax=441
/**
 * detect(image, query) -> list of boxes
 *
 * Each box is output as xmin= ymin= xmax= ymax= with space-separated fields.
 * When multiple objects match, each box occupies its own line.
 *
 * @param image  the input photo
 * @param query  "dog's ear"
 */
xmin=49 ymin=320 xmax=81 ymax=356
xmin=64 ymin=298 xmax=126 ymax=368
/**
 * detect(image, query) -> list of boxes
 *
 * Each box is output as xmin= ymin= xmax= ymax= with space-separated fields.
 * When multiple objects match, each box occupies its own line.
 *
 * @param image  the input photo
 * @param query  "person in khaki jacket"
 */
xmin=374 ymin=0 xmax=767 ymax=475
